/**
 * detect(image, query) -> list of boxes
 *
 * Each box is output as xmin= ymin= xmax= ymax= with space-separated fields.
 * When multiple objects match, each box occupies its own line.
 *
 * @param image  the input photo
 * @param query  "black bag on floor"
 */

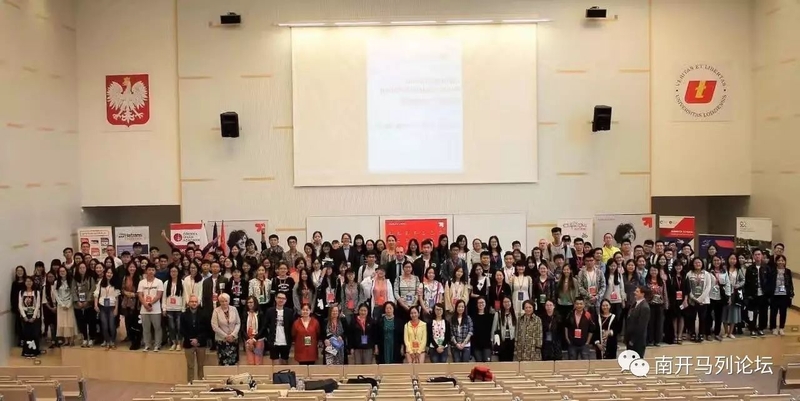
xmin=427 ymin=377 xmax=457 ymax=386
xmin=209 ymin=387 xmax=245 ymax=397
xmin=347 ymin=375 xmax=378 ymax=388
xmin=273 ymin=369 xmax=297 ymax=388
xmin=304 ymin=378 xmax=339 ymax=393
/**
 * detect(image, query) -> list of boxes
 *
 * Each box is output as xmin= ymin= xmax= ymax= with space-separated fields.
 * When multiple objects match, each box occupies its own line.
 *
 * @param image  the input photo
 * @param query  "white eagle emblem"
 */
xmin=106 ymin=76 xmax=149 ymax=126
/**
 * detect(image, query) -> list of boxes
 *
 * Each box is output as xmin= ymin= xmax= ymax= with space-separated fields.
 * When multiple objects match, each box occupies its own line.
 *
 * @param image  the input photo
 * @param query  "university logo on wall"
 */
xmin=106 ymin=74 xmax=150 ymax=126
xmin=673 ymin=63 xmax=731 ymax=122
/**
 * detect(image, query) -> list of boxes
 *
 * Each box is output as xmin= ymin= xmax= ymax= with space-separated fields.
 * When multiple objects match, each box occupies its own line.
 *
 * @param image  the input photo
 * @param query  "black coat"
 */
xmin=240 ymin=310 xmax=268 ymax=341
xmin=332 ymin=247 xmax=361 ymax=273
xmin=744 ymin=263 xmax=772 ymax=299
xmin=766 ymin=268 xmax=794 ymax=298
xmin=180 ymin=308 xmax=210 ymax=349
xmin=412 ymin=255 xmax=442 ymax=280
xmin=226 ymin=278 xmax=250 ymax=310
xmin=426 ymin=318 xmax=452 ymax=349
xmin=264 ymin=307 xmax=297 ymax=345
xmin=347 ymin=315 xmax=376 ymax=350
xmin=201 ymin=275 xmax=229 ymax=313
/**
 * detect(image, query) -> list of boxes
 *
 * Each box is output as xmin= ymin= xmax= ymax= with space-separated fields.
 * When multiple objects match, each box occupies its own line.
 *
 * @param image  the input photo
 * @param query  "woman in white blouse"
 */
xmin=93 ymin=267 xmax=119 ymax=349
xmin=163 ymin=266 xmax=185 ymax=351
xmin=182 ymin=262 xmax=203 ymax=307
xmin=466 ymin=238 xmax=484 ymax=267
xmin=211 ymin=293 xmax=241 ymax=365
xmin=248 ymin=266 xmax=271 ymax=314
xmin=510 ymin=261 xmax=533 ymax=317
xmin=683 ymin=257 xmax=713 ymax=343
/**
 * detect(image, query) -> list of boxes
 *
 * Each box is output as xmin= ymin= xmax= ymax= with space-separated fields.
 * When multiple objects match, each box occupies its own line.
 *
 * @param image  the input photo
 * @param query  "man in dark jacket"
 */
xmin=625 ymin=286 xmax=651 ymax=358
xmin=564 ymin=297 xmax=595 ymax=360
xmin=744 ymin=249 xmax=771 ymax=336
xmin=180 ymin=295 xmax=210 ymax=383
xmin=265 ymin=292 xmax=297 ymax=365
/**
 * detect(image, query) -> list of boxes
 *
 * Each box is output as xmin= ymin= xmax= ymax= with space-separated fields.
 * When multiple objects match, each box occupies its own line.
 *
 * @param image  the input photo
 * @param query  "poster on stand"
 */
xmin=77 ymin=227 xmax=113 ymax=260
xmin=384 ymin=218 xmax=448 ymax=251
xmin=205 ymin=220 xmax=268 ymax=251
xmin=658 ymin=216 xmax=696 ymax=249
xmin=115 ymin=226 xmax=150 ymax=254
xmin=557 ymin=218 xmax=594 ymax=242
xmin=594 ymin=214 xmax=656 ymax=247
xmin=169 ymin=222 xmax=209 ymax=250
xmin=735 ymin=217 xmax=773 ymax=255
xmin=698 ymin=234 xmax=735 ymax=260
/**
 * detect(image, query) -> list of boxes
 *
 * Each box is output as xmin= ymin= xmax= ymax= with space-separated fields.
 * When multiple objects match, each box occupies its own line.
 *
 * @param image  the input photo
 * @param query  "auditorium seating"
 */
xmin=0 ymin=367 xmax=86 ymax=401
xmin=134 ymin=360 xmax=776 ymax=401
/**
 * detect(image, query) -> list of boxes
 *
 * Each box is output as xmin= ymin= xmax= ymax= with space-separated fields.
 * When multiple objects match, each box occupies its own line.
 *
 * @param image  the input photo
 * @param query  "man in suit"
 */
xmin=625 ymin=285 xmax=651 ymax=357
xmin=563 ymin=297 xmax=595 ymax=360
xmin=180 ymin=295 xmax=210 ymax=383
xmin=745 ymin=248 xmax=772 ymax=336
xmin=332 ymin=233 xmax=361 ymax=272
xmin=384 ymin=246 xmax=406 ymax=284
xmin=201 ymin=261 xmax=229 ymax=349
xmin=412 ymin=239 xmax=441 ymax=279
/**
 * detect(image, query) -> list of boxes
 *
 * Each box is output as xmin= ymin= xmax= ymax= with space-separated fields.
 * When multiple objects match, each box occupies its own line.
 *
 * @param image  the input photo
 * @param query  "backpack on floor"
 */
xmin=346 ymin=375 xmax=378 ymax=388
xmin=468 ymin=366 xmax=493 ymax=382
xmin=304 ymin=378 xmax=339 ymax=393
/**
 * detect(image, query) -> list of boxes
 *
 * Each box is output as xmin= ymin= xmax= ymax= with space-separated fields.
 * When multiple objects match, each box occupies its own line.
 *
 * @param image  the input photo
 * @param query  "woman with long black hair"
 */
xmin=120 ymin=261 xmax=142 ymax=350
xmin=19 ymin=276 xmax=41 ymax=358
xmin=163 ymin=265 xmax=185 ymax=351
xmin=706 ymin=255 xmax=730 ymax=341
xmin=293 ymin=268 xmax=316 ymax=314
xmin=42 ymin=271 xmax=58 ymax=348
xmin=434 ymin=235 xmax=450 ymax=266
xmin=488 ymin=236 xmax=503 ymax=272
xmin=375 ymin=301 xmax=404 ymax=364
xmin=593 ymin=299 xmax=619 ymax=360
xmin=491 ymin=297 xmax=517 ymax=361
xmin=11 ymin=266 xmax=27 ymax=346
xmin=603 ymin=259 xmax=625 ymax=318
xmin=94 ymin=267 xmax=119 ymax=349
xmin=469 ymin=262 xmax=490 ymax=316
xmin=723 ymin=253 xmax=745 ymax=338
xmin=316 ymin=261 xmax=340 ymax=320
xmin=667 ymin=258 xmax=687 ymax=344
xmin=540 ymin=300 xmax=562 ymax=361
xmin=54 ymin=266 xmax=76 ymax=347
xmin=646 ymin=265 xmax=668 ymax=346
xmin=72 ymin=262 xmax=97 ymax=347
xmin=684 ymin=257 xmax=712 ymax=342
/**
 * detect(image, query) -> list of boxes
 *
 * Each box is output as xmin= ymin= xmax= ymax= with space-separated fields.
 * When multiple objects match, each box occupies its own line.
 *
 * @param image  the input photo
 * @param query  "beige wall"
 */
xmin=0 ymin=0 xmax=81 ymax=365
xmin=651 ymin=0 xmax=753 ymax=197
xmin=749 ymin=0 xmax=800 ymax=305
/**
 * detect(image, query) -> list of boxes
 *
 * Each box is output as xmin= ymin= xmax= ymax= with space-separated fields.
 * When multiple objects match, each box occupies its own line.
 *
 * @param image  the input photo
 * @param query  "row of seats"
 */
xmin=0 ymin=367 xmax=86 ymax=401
xmin=143 ymin=370 xmax=785 ymax=401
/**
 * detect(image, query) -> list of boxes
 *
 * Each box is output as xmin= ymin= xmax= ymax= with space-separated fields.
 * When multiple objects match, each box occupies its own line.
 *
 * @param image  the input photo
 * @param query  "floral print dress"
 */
xmin=514 ymin=313 xmax=543 ymax=361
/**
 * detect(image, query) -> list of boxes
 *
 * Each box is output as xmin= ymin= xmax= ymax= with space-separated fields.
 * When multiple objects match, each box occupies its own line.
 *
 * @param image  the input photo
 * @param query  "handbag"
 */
xmin=346 ymin=375 xmax=378 ymax=388
xmin=226 ymin=373 xmax=254 ymax=388
xmin=272 ymin=369 xmax=297 ymax=388
xmin=304 ymin=378 xmax=339 ymax=393
xmin=468 ymin=366 xmax=493 ymax=382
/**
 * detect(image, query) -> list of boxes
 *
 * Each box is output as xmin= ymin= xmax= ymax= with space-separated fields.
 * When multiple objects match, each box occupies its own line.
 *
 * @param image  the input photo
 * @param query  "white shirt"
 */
xmin=503 ymin=266 xmax=515 ymax=284
xmin=137 ymin=277 xmax=165 ymax=315
xmin=94 ymin=285 xmax=119 ymax=307
xmin=274 ymin=308 xmax=287 ymax=346
xmin=163 ymin=281 xmax=185 ymax=312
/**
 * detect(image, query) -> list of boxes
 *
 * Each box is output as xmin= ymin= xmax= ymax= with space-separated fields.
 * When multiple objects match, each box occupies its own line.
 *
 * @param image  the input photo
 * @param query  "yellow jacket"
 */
xmin=404 ymin=320 xmax=427 ymax=354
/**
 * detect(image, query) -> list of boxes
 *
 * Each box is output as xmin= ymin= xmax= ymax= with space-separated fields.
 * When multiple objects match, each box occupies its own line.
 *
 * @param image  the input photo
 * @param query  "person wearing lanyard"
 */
xmin=420 ymin=267 xmax=443 ymax=320
xmin=427 ymin=303 xmax=451 ymax=363
xmin=445 ymin=266 xmax=471 ymax=320
xmin=292 ymin=268 xmax=316 ymax=314
xmin=768 ymin=255 xmax=793 ymax=336
xmin=315 ymin=261 xmax=340 ymax=320
xmin=404 ymin=306 xmax=427 ymax=363
xmin=509 ymin=260 xmax=532 ymax=318
xmin=469 ymin=262 xmax=490 ymax=317
xmin=394 ymin=261 xmax=420 ymax=322
xmin=488 ymin=270 xmax=511 ymax=314
xmin=182 ymin=263 xmax=203 ymax=307
xmin=248 ymin=266 xmax=271 ymax=314
xmin=683 ymin=258 xmax=712 ymax=343
xmin=533 ymin=264 xmax=556 ymax=318
xmin=162 ymin=266 xmax=185 ymax=351
xmin=501 ymin=252 xmax=516 ymax=285
xmin=593 ymin=299 xmax=618 ymax=360
xmin=514 ymin=300 xmax=543 ymax=361
xmin=540 ymin=300 xmax=561 ymax=361
xmin=577 ymin=255 xmax=606 ymax=319
xmin=242 ymin=296 xmax=267 ymax=365
xmin=93 ymin=267 xmax=119 ymax=349
xmin=362 ymin=266 xmax=394 ymax=320
xmin=491 ymin=297 xmax=516 ymax=362
xmin=450 ymin=300 xmax=473 ymax=362
xmin=291 ymin=303 xmax=320 ymax=365
xmin=138 ymin=263 xmax=164 ymax=352
xmin=348 ymin=303 xmax=375 ymax=364
xmin=340 ymin=269 xmax=362 ymax=322
xmin=211 ymin=293 xmax=241 ymax=365
xmin=227 ymin=268 xmax=249 ymax=320
xmin=72 ymin=262 xmax=97 ymax=348
xmin=564 ymin=297 xmax=594 ymax=360
xmin=266 ymin=292 xmax=296 ymax=365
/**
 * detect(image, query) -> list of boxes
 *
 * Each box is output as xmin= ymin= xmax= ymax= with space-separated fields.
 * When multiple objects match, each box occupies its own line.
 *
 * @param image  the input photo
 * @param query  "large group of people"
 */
xmin=9 ymin=227 xmax=794 ymax=380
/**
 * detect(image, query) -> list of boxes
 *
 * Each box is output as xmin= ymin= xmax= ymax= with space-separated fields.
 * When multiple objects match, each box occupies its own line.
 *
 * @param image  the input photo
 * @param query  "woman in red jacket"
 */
xmin=291 ymin=303 xmax=320 ymax=365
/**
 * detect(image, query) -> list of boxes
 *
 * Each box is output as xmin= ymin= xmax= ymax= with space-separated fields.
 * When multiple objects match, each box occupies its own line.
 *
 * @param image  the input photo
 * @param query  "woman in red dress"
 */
xmin=291 ymin=303 xmax=320 ymax=365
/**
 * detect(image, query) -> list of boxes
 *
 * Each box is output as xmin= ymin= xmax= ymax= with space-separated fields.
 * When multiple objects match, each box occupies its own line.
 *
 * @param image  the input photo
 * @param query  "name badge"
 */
xmin=574 ymin=328 xmax=582 ymax=338
xmin=347 ymin=299 xmax=355 ymax=310
xmin=103 ymin=298 xmax=111 ymax=307
xmin=539 ymin=294 xmax=546 ymax=303
xmin=361 ymin=335 xmax=368 ymax=345
xmin=326 ymin=290 xmax=335 ymax=303
xmin=517 ymin=291 xmax=525 ymax=301
xmin=219 ymin=283 xmax=226 ymax=290
xmin=232 ymin=297 xmax=240 ymax=306
xmin=405 ymin=294 xmax=414 ymax=303
xmin=212 ymin=293 xmax=218 ymax=303
xmin=169 ymin=297 xmax=178 ymax=305
xmin=545 ymin=332 xmax=553 ymax=342
xmin=304 ymin=336 xmax=312 ymax=346
xmin=436 ymin=337 xmax=443 ymax=346
xmin=588 ymin=286 xmax=597 ymax=296
xmin=258 ymin=295 xmax=266 ymax=304
xmin=78 ymin=292 xmax=86 ymax=302
xmin=610 ymin=292 xmax=618 ymax=301
xmin=412 ymin=341 xmax=419 ymax=349
xmin=428 ymin=298 xmax=435 ymax=309
xmin=494 ymin=300 xmax=501 ymax=311
xmin=675 ymin=291 xmax=683 ymax=301
xmin=145 ymin=296 xmax=153 ymax=304
xmin=779 ymin=285 xmax=786 ymax=293
xmin=504 ymin=329 xmax=510 ymax=339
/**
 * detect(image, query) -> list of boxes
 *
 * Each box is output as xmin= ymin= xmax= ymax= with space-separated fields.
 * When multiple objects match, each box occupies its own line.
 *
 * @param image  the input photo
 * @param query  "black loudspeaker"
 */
xmin=592 ymin=105 xmax=612 ymax=132
xmin=220 ymin=112 xmax=239 ymax=138
xmin=220 ymin=13 xmax=241 ymax=25
xmin=586 ymin=7 xmax=607 ymax=18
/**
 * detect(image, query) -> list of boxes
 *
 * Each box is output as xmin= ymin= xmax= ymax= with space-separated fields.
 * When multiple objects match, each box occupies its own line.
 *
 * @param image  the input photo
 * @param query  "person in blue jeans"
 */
xmin=93 ymin=267 xmax=119 ymax=349
xmin=450 ymin=300 xmax=473 ymax=362
xmin=427 ymin=303 xmax=451 ymax=363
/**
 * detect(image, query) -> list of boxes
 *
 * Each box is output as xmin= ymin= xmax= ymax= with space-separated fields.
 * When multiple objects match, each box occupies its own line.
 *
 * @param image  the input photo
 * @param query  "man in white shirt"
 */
xmin=63 ymin=247 xmax=75 ymax=270
xmin=266 ymin=292 xmax=296 ymax=365
xmin=137 ymin=263 xmax=165 ymax=352
xmin=502 ymin=252 xmax=515 ymax=284
xmin=544 ymin=227 xmax=566 ymax=262
xmin=358 ymin=251 xmax=379 ymax=283
xmin=105 ymin=245 xmax=123 ymax=268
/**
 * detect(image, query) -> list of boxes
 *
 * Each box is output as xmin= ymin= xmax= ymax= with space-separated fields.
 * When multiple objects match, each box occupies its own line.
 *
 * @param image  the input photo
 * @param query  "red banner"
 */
xmin=384 ymin=218 xmax=448 ymax=249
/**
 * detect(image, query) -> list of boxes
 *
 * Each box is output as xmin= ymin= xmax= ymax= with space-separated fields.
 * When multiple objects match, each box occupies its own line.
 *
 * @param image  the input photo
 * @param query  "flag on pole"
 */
xmin=219 ymin=220 xmax=227 ymax=255
xmin=199 ymin=221 xmax=209 ymax=247
xmin=211 ymin=221 xmax=218 ymax=246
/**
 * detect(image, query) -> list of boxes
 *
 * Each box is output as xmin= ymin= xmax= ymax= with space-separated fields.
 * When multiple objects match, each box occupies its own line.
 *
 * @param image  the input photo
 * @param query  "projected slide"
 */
xmin=367 ymin=38 xmax=463 ymax=174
